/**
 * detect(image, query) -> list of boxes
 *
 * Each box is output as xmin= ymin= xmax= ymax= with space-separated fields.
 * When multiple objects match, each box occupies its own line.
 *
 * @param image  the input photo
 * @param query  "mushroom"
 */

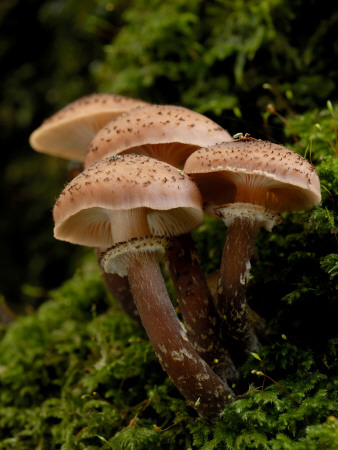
xmin=53 ymin=153 xmax=234 ymax=419
xmin=84 ymin=104 xmax=232 ymax=169
xmin=29 ymin=92 xmax=148 ymax=323
xmin=184 ymin=138 xmax=322 ymax=354
xmin=84 ymin=103 xmax=237 ymax=380
xmin=29 ymin=93 xmax=148 ymax=163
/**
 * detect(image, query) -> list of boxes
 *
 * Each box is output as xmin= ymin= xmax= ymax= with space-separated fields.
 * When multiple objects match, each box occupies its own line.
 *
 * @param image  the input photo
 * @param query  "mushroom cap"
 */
xmin=29 ymin=93 xmax=148 ymax=162
xmin=184 ymin=139 xmax=321 ymax=212
xmin=84 ymin=104 xmax=232 ymax=168
xmin=53 ymin=154 xmax=204 ymax=247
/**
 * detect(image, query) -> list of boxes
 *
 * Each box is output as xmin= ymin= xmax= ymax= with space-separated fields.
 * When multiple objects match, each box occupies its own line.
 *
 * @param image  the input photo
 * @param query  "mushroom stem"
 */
xmin=166 ymin=234 xmax=239 ymax=382
xmin=102 ymin=272 xmax=142 ymax=326
xmin=207 ymin=269 xmax=267 ymax=339
xmin=125 ymin=249 xmax=234 ymax=420
xmin=96 ymin=248 xmax=142 ymax=326
xmin=217 ymin=217 xmax=261 ymax=354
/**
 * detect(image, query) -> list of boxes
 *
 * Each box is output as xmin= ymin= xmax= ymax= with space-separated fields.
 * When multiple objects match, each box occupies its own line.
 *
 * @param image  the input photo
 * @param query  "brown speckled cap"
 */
xmin=184 ymin=139 xmax=321 ymax=212
xmin=53 ymin=154 xmax=204 ymax=247
xmin=84 ymin=104 xmax=232 ymax=169
xmin=29 ymin=93 xmax=148 ymax=162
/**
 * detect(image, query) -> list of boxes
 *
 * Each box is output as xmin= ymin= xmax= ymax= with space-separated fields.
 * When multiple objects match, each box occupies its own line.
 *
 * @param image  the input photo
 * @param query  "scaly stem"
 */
xmin=166 ymin=234 xmax=239 ymax=383
xmin=217 ymin=218 xmax=261 ymax=354
xmin=97 ymin=248 xmax=142 ymax=326
xmin=102 ymin=272 xmax=142 ymax=326
xmin=127 ymin=250 xmax=234 ymax=420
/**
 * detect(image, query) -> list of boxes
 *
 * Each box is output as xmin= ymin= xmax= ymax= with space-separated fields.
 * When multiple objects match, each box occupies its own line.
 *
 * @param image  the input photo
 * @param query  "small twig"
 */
xmin=97 ymin=435 xmax=115 ymax=449
xmin=129 ymin=398 xmax=152 ymax=427
xmin=250 ymin=353 xmax=267 ymax=402
xmin=251 ymin=370 xmax=301 ymax=405
xmin=37 ymin=436 xmax=44 ymax=450
xmin=266 ymin=104 xmax=299 ymax=143
xmin=153 ymin=416 xmax=195 ymax=432
xmin=281 ymin=334 xmax=300 ymax=360
xmin=262 ymin=83 xmax=295 ymax=116
xmin=75 ymin=426 xmax=89 ymax=439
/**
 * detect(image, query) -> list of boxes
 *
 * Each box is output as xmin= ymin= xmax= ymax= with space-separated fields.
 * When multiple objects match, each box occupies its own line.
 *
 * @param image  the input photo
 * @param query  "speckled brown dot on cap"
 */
xmin=53 ymin=154 xmax=204 ymax=248
xmin=29 ymin=93 xmax=148 ymax=162
xmin=184 ymin=139 xmax=321 ymax=212
xmin=84 ymin=104 xmax=232 ymax=169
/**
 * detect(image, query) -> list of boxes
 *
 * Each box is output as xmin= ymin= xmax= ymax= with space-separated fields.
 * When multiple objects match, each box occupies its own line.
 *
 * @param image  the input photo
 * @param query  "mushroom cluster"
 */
xmin=184 ymin=137 xmax=321 ymax=355
xmin=30 ymin=94 xmax=321 ymax=420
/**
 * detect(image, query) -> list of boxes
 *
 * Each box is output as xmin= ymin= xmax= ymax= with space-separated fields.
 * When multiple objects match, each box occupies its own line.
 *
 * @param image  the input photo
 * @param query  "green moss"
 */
xmin=1 ymin=0 xmax=338 ymax=447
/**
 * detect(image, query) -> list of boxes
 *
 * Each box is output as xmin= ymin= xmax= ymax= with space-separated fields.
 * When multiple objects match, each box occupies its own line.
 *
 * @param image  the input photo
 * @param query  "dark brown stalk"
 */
xmin=102 ymin=272 xmax=142 ymax=326
xmin=96 ymin=249 xmax=142 ymax=326
xmin=166 ymin=234 xmax=239 ymax=383
xmin=127 ymin=250 xmax=234 ymax=420
xmin=217 ymin=218 xmax=261 ymax=354
xmin=207 ymin=270 xmax=267 ymax=338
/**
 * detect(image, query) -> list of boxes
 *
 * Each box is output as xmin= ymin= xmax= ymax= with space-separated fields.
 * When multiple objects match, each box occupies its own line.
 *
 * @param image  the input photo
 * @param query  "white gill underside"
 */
xmin=147 ymin=207 xmax=203 ymax=236
xmin=56 ymin=206 xmax=202 ymax=248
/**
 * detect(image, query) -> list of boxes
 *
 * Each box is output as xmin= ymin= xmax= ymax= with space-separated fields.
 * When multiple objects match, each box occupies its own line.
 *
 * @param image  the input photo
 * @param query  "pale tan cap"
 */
xmin=29 ymin=93 xmax=148 ymax=162
xmin=85 ymin=104 xmax=232 ymax=168
xmin=184 ymin=139 xmax=321 ymax=212
xmin=53 ymin=154 xmax=204 ymax=248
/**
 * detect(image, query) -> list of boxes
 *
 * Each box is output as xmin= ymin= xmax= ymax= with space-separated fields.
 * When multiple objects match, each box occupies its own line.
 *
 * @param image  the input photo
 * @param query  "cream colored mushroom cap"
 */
xmin=184 ymin=139 xmax=321 ymax=212
xmin=29 ymin=93 xmax=148 ymax=162
xmin=53 ymin=154 xmax=204 ymax=248
xmin=84 ymin=104 xmax=232 ymax=168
